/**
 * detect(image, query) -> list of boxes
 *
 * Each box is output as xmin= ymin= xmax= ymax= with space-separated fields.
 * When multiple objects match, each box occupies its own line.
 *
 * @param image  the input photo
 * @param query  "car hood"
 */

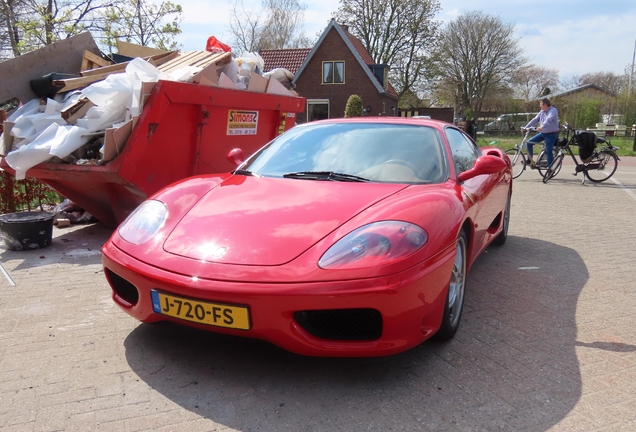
xmin=163 ymin=176 xmax=408 ymax=266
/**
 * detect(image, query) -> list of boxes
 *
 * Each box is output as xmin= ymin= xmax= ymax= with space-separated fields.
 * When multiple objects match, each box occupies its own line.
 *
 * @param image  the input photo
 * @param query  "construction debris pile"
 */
xmin=0 ymin=34 xmax=299 ymax=180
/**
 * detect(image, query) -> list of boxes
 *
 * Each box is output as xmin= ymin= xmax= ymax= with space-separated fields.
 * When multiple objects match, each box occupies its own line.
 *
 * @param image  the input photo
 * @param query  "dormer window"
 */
xmin=323 ymin=61 xmax=345 ymax=84
xmin=369 ymin=64 xmax=389 ymax=90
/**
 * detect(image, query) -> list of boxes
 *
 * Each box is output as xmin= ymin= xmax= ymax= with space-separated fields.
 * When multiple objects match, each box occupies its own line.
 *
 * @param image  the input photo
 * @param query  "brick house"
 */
xmin=260 ymin=19 xmax=399 ymax=123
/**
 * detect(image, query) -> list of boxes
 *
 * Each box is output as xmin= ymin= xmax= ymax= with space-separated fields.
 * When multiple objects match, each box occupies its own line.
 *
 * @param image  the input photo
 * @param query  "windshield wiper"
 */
xmin=233 ymin=169 xmax=260 ymax=177
xmin=282 ymin=171 xmax=369 ymax=182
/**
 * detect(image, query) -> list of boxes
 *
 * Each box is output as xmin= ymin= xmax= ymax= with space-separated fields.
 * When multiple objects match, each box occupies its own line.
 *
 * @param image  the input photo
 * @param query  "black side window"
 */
xmin=445 ymin=128 xmax=481 ymax=174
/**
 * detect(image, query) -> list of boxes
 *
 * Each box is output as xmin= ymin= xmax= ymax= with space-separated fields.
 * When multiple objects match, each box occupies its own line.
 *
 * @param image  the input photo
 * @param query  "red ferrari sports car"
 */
xmin=102 ymin=117 xmax=512 ymax=357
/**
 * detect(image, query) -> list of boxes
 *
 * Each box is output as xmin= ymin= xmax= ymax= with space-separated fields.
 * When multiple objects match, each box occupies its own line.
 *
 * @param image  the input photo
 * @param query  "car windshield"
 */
xmin=241 ymin=122 xmax=447 ymax=184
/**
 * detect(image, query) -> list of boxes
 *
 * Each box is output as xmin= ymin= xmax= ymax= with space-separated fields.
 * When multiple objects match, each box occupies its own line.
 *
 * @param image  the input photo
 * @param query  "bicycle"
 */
xmin=542 ymin=123 xmax=620 ymax=184
xmin=505 ymin=127 xmax=561 ymax=179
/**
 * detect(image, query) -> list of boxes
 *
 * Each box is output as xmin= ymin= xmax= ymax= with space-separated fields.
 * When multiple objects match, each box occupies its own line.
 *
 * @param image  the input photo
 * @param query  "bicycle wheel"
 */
xmin=584 ymin=151 xmax=618 ymax=183
xmin=504 ymin=148 xmax=526 ymax=179
xmin=542 ymin=154 xmax=564 ymax=184
xmin=537 ymin=150 xmax=562 ymax=178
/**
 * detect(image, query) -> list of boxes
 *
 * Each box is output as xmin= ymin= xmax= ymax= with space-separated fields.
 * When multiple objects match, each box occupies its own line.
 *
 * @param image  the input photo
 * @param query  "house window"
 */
xmin=307 ymin=99 xmax=330 ymax=122
xmin=322 ymin=61 xmax=345 ymax=84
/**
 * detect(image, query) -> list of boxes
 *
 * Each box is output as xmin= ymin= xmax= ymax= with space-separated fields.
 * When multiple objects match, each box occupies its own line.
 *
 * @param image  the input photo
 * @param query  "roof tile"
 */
xmin=260 ymin=48 xmax=312 ymax=74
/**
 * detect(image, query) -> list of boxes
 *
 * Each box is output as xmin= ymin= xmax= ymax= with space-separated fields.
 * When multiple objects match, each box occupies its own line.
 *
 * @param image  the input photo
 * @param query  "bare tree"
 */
xmin=560 ymin=71 xmax=627 ymax=95
xmin=228 ymin=0 xmax=309 ymax=52
xmin=228 ymin=0 xmax=262 ymax=52
xmin=334 ymin=0 xmax=441 ymax=98
xmin=578 ymin=71 xmax=625 ymax=94
xmin=513 ymin=64 xmax=559 ymax=101
xmin=433 ymin=11 xmax=526 ymax=118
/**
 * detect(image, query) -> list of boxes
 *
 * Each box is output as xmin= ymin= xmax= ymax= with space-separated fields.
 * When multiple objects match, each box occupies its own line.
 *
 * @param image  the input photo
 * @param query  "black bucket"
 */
xmin=0 ymin=211 xmax=54 ymax=251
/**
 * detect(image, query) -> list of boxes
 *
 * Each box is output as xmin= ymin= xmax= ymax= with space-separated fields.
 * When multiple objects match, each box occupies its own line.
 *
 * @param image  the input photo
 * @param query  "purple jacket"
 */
xmin=525 ymin=106 xmax=559 ymax=134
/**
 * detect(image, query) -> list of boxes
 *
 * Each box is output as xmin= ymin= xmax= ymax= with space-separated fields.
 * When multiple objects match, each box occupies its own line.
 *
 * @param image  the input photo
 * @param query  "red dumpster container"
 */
xmin=1 ymin=80 xmax=305 ymax=227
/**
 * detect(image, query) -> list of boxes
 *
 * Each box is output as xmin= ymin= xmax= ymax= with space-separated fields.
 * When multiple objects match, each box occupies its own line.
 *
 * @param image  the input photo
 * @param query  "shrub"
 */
xmin=0 ymin=171 xmax=63 ymax=214
xmin=344 ymin=95 xmax=363 ymax=117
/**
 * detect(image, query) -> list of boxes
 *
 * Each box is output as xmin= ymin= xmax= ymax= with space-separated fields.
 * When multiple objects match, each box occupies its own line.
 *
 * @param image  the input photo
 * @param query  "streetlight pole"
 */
xmin=629 ymin=38 xmax=636 ymax=95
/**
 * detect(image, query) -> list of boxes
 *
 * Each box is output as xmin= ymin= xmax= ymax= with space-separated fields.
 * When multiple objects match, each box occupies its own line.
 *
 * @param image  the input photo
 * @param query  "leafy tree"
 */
xmin=433 ymin=11 xmax=525 ymax=118
xmin=0 ymin=0 xmax=27 ymax=57
xmin=228 ymin=0 xmax=310 ymax=52
xmin=100 ymin=0 xmax=183 ymax=52
xmin=513 ymin=64 xmax=559 ymax=101
xmin=344 ymin=94 xmax=363 ymax=117
xmin=334 ymin=0 xmax=440 ymax=98
xmin=1 ymin=0 xmax=110 ymax=55
xmin=0 ymin=0 xmax=182 ymax=58
xmin=561 ymin=97 xmax=602 ymax=129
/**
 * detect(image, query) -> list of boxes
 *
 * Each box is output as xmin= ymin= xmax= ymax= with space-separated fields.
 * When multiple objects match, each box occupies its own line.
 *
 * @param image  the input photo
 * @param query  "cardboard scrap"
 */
xmin=116 ymin=40 xmax=168 ymax=58
xmin=247 ymin=72 xmax=268 ymax=93
xmin=102 ymin=119 xmax=133 ymax=162
xmin=1 ymin=122 xmax=15 ymax=157
xmin=0 ymin=32 xmax=101 ymax=104
xmin=266 ymin=75 xmax=294 ymax=96
xmin=218 ymin=73 xmax=238 ymax=89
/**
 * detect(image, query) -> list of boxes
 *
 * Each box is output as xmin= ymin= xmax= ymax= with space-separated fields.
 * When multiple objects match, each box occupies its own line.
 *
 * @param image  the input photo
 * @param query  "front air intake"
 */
xmin=294 ymin=309 xmax=382 ymax=341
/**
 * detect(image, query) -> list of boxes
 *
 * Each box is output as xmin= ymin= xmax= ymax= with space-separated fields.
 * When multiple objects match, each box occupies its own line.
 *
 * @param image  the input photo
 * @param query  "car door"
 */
xmin=445 ymin=127 xmax=501 ymax=256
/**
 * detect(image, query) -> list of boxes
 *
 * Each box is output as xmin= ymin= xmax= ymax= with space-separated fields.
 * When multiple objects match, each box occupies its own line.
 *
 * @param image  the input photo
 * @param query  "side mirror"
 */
xmin=227 ymin=148 xmax=245 ymax=166
xmin=458 ymin=155 xmax=507 ymax=182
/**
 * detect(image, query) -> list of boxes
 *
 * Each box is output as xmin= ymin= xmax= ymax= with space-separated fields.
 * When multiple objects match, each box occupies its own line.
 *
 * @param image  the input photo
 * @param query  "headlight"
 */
xmin=118 ymin=200 xmax=168 ymax=245
xmin=318 ymin=221 xmax=428 ymax=270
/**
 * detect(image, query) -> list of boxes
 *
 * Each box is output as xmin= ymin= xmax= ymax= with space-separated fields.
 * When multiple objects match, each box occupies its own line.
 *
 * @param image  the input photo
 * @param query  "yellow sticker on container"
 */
xmin=227 ymin=110 xmax=259 ymax=135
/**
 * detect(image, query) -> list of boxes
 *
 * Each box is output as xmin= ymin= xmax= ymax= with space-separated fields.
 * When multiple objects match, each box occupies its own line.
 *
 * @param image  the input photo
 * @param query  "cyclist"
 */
xmin=521 ymin=98 xmax=560 ymax=169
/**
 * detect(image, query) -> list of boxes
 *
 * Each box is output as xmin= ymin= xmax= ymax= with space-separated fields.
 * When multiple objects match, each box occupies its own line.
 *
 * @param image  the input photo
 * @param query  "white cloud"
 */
xmin=173 ymin=0 xmax=636 ymax=78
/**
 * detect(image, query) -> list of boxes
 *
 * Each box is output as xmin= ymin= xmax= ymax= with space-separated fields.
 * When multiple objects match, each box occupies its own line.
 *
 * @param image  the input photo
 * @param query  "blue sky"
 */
xmin=175 ymin=0 xmax=636 ymax=80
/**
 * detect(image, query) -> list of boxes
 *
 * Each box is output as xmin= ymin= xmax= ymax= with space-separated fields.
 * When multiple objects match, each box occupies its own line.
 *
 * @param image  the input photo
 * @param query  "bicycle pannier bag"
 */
xmin=576 ymin=132 xmax=597 ymax=162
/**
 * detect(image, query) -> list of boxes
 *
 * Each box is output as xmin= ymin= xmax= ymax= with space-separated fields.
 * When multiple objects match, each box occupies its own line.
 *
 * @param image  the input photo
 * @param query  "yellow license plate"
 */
xmin=151 ymin=290 xmax=250 ymax=330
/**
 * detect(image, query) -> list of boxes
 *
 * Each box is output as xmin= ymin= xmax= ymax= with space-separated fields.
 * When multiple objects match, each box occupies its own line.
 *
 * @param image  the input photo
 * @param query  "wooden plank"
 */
xmin=60 ymin=98 xmax=96 ymax=124
xmin=53 ymin=73 xmax=116 ymax=92
xmin=116 ymin=40 xmax=168 ymax=58
xmin=158 ymin=51 xmax=213 ymax=73
xmin=0 ymin=32 xmax=101 ymax=103
xmin=157 ymin=52 xmax=203 ymax=72
xmin=191 ymin=52 xmax=231 ymax=69
xmin=57 ymin=51 xmax=180 ymax=92
xmin=80 ymin=51 xmax=177 ymax=77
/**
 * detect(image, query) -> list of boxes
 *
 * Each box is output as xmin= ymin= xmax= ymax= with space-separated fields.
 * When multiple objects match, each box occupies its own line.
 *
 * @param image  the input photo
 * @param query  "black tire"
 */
xmin=504 ymin=148 xmax=526 ymax=179
xmin=491 ymin=190 xmax=510 ymax=246
xmin=584 ymin=151 xmax=618 ymax=183
xmin=434 ymin=231 xmax=468 ymax=341
xmin=542 ymin=154 xmax=563 ymax=184
xmin=537 ymin=150 xmax=562 ymax=178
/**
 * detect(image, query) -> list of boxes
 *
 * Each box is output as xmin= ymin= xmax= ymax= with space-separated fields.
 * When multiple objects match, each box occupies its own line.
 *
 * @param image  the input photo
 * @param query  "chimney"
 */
xmin=340 ymin=24 xmax=349 ymax=32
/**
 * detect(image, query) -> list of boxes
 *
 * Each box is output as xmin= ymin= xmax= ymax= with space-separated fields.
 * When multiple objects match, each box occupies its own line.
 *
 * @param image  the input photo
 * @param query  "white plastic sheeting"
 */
xmin=3 ymin=58 xmax=165 ymax=179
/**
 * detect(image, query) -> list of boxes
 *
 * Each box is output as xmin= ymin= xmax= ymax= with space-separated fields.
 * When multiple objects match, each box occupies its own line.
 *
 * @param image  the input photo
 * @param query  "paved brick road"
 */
xmin=1 ymin=158 xmax=636 ymax=431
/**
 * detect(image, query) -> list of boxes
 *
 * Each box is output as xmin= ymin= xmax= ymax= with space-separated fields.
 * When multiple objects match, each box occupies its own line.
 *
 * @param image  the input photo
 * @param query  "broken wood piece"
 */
xmin=81 ymin=50 xmax=111 ymax=72
xmin=61 ymin=98 xmax=96 ymax=125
